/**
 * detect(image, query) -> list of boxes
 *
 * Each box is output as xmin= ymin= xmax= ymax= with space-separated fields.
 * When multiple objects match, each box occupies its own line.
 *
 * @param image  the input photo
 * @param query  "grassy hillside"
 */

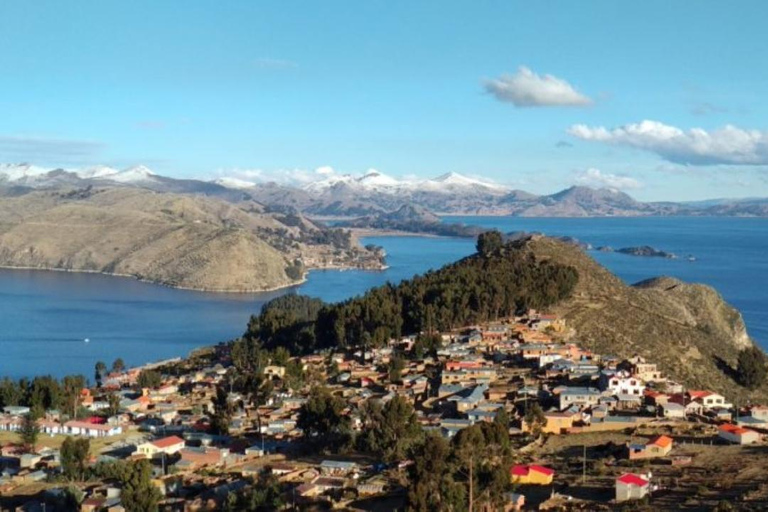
xmin=0 ymin=187 xmax=380 ymax=292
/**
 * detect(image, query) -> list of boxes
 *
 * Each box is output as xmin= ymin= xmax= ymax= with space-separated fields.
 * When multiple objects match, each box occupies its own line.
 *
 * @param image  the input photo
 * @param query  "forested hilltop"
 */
xmin=241 ymin=231 xmax=579 ymax=354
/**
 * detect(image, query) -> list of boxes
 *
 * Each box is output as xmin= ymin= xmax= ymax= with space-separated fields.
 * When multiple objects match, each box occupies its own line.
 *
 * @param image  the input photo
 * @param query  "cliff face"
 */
xmin=0 ymin=187 xmax=376 ymax=292
xmin=520 ymin=236 xmax=763 ymax=402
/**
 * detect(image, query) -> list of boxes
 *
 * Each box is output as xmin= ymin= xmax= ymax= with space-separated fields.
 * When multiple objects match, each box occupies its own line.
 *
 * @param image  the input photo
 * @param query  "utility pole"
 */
xmin=468 ymin=454 xmax=474 ymax=512
xmin=582 ymin=444 xmax=586 ymax=484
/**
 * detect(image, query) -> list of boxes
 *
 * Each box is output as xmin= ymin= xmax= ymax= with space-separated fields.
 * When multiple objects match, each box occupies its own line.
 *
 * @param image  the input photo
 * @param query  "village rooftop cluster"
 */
xmin=1 ymin=311 xmax=766 ymax=510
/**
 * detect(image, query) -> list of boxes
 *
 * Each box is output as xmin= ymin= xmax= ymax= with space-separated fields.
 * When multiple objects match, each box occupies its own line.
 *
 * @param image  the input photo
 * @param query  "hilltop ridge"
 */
xmin=519 ymin=236 xmax=761 ymax=401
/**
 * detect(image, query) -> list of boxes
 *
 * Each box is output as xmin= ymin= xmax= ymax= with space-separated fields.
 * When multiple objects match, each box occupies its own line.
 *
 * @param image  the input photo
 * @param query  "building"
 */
xmin=509 ymin=464 xmax=554 ymax=485
xmin=600 ymin=371 xmax=645 ymax=396
xmin=718 ymin=424 xmax=760 ymax=445
xmin=137 ymin=435 xmax=186 ymax=458
xmin=558 ymin=387 xmax=602 ymax=410
xmin=689 ymin=391 xmax=731 ymax=410
xmin=64 ymin=420 xmax=122 ymax=438
xmin=660 ymin=402 xmax=686 ymax=419
xmin=626 ymin=435 xmax=673 ymax=460
xmin=616 ymin=473 xmax=650 ymax=502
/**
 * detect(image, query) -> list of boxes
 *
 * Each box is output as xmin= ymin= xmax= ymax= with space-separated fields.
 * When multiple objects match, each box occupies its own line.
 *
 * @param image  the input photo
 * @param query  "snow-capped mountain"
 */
xmin=106 ymin=165 xmax=157 ymax=184
xmin=0 ymin=163 xmax=158 ymax=186
xmin=299 ymin=170 xmax=509 ymax=196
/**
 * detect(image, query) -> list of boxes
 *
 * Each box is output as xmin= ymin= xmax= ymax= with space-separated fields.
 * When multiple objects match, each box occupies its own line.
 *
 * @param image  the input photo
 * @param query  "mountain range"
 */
xmin=3 ymin=163 xmax=768 ymax=217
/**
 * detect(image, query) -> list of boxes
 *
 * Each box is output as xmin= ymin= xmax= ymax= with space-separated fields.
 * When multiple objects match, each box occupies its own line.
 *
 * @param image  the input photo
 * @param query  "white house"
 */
xmin=616 ymin=473 xmax=650 ymax=502
xmin=64 ymin=420 xmax=122 ymax=438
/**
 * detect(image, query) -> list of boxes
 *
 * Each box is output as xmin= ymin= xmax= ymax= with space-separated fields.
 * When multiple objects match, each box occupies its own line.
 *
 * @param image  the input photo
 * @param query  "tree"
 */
xmin=406 ymin=433 xmax=455 ymax=511
xmin=523 ymin=402 xmax=547 ymax=438
xmin=106 ymin=392 xmax=122 ymax=417
xmin=297 ymin=387 xmax=350 ymax=450
xmin=120 ymin=460 xmax=163 ymax=512
xmin=737 ymin=346 xmax=768 ymax=390
xmin=476 ymin=230 xmax=503 ymax=257
xmin=61 ymin=436 xmax=90 ymax=480
xmin=388 ymin=355 xmax=406 ymax=384
xmin=112 ymin=358 xmax=126 ymax=374
xmin=358 ymin=396 xmax=424 ymax=462
xmin=210 ymin=385 xmax=233 ymax=436
xmin=94 ymin=361 xmax=107 ymax=387
xmin=59 ymin=375 xmax=87 ymax=419
xmin=137 ymin=369 xmax=163 ymax=389
xmin=18 ymin=414 xmax=40 ymax=453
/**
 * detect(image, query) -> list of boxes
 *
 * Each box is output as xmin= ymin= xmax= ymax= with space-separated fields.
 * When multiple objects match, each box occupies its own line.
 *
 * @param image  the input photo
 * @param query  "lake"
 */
xmin=1 ymin=216 xmax=767 ymax=379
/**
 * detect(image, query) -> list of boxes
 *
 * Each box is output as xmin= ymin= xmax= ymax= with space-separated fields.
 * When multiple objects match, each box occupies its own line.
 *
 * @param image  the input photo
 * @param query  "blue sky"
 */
xmin=1 ymin=1 xmax=767 ymax=200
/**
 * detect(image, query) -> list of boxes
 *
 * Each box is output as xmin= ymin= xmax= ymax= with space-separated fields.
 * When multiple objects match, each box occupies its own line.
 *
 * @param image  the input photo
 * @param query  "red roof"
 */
xmin=649 ymin=435 xmax=673 ymax=448
xmin=151 ymin=435 xmax=185 ymax=449
xmin=510 ymin=464 xmax=555 ymax=477
xmin=617 ymin=473 xmax=649 ymax=487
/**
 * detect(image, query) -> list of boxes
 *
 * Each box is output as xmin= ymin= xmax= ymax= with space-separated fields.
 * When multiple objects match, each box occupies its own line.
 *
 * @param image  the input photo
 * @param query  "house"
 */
xmin=137 ymin=436 xmax=186 ymax=458
xmin=747 ymin=405 xmax=768 ymax=421
xmin=535 ymin=411 xmax=575 ymax=435
xmin=660 ymin=402 xmax=686 ymax=419
xmin=600 ymin=371 xmax=645 ymax=396
xmin=618 ymin=356 xmax=662 ymax=382
xmin=718 ymin=423 xmax=760 ymax=445
xmin=558 ymin=388 xmax=602 ymax=410
xmin=320 ymin=460 xmax=358 ymax=476
xmin=509 ymin=464 xmax=554 ymax=485
xmin=626 ymin=435 xmax=673 ymax=460
xmin=615 ymin=473 xmax=650 ymax=502
xmin=64 ymin=420 xmax=122 ymax=438
xmin=689 ymin=391 xmax=731 ymax=410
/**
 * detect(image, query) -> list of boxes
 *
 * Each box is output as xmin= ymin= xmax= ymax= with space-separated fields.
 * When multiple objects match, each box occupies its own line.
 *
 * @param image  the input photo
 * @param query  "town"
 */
xmin=1 ymin=310 xmax=767 ymax=511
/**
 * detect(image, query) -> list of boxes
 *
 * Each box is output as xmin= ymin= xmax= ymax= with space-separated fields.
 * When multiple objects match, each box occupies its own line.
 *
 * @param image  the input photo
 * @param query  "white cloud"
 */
xmin=484 ymin=66 xmax=592 ymax=107
xmin=574 ymin=168 xmax=642 ymax=190
xmin=569 ymin=120 xmax=768 ymax=166
xmin=214 ymin=166 xmax=335 ymax=186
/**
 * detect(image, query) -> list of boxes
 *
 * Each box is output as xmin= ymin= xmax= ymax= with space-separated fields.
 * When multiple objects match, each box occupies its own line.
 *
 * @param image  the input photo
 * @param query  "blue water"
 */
xmin=1 ymin=217 xmax=767 ymax=379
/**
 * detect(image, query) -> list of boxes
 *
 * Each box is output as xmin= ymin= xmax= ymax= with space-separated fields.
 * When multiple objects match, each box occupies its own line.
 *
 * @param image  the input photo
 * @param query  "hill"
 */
xmin=0 ymin=187 xmax=382 ymax=292
xmin=244 ymin=233 xmax=767 ymax=402
xmin=521 ymin=236 xmax=764 ymax=402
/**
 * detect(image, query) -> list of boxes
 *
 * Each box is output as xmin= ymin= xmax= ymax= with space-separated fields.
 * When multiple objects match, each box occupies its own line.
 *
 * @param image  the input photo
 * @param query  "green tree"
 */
xmin=120 ymin=460 xmax=163 ymax=512
xmin=388 ymin=355 xmax=406 ymax=384
xmin=95 ymin=361 xmax=107 ymax=387
xmin=358 ymin=396 xmax=424 ymax=462
xmin=476 ymin=230 xmax=503 ymax=257
xmin=18 ymin=414 xmax=40 ymax=453
xmin=112 ymin=358 xmax=126 ymax=374
xmin=61 ymin=436 xmax=90 ymax=480
xmin=737 ymin=346 xmax=768 ymax=390
xmin=524 ymin=402 xmax=547 ymax=438
xmin=406 ymin=433 xmax=454 ymax=511
xmin=297 ymin=387 xmax=350 ymax=450
xmin=59 ymin=375 xmax=87 ymax=419
xmin=106 ymin=392 xmax=122 ymax=417
xmin=137 ymin=369 xmax=163 ymax=389
xmin=209 ymin=385 xmax=233 ymax=436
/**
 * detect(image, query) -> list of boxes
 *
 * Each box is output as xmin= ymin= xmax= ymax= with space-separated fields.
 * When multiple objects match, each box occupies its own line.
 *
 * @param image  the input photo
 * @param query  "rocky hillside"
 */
xmin=0 ymin=187 xmax=381 ymax=292
xmin=520 ymin=236 xmax=765 ymax=402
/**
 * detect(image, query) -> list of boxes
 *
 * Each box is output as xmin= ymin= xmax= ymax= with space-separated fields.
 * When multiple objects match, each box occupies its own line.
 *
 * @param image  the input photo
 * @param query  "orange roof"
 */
xmin=719 ymin=423 xmax=753 ymax=435
xmin=649 ymin=435 xmax=673 ymax=448
xmin=687 ymin=390 xmax=710 ymax=399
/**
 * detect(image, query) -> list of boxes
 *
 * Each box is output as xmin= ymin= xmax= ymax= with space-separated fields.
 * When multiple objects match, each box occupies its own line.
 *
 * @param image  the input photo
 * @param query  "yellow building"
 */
xmin=510 ymin=465 xmax=554 ymax=485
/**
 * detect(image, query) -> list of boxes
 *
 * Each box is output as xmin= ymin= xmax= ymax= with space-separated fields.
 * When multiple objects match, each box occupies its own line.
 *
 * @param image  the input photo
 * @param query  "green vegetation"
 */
xmin=357 ymin=396 xmax=424 ymax=462
xmin=18 ymin=414 xmax=40 ymax=452
xmin=297 ymin=386 xmax=351 ymax=451
xmin=243 ymin=237 xmax=578 ymax=355
xmin=112 ymin=358 xmax=126 ymax=374
xmin=406 ymin=417 xmax=512 ymax=512
xmin=61 ymin=436 xmax=91 ymax=480
xmin=737 ymin=346 xmax=768 ymax=390
xmin=137 ymin=369 xmax=163 ymax=389
xmin=0 ymin=374 xmax=87 ymax=419
xmin=92 ymin=459 xmax=163 ymax=512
